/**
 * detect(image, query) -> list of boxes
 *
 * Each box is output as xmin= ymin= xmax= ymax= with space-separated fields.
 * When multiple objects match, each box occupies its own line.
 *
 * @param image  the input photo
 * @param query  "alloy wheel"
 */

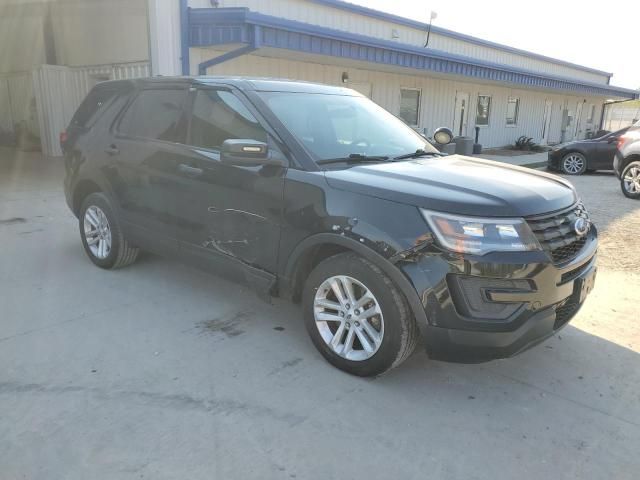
xmin=84 ymin=206 xmax=112 ymax=259
xmin=623 ymin=166 xmax=640 ymax=194
xmin=313 ymin=275 xmax=384 ymax=361
xmin=563 ymin=154 xmax=585 ymax=174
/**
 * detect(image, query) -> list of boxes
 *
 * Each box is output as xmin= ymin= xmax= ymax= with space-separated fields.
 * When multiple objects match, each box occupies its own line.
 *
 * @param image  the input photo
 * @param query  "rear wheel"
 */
xmin=621 ymin=161 xmax=640 ymax=199
xmin=303 ymin=252 xmax=418 ymax=376
xmin=560 ymin=152 xmax=587 ymax=175
xmin=79 ymin=192 xmax=139 ymax=269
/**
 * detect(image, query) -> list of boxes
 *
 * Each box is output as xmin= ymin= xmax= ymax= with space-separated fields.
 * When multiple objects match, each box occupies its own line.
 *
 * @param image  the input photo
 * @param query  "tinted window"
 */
xmin=118 ymin=88 xmax=186 ymax=142
xmin=399 ymin=88 xmax=420 ymax=126
xmin=189 ymin=89 xmax=267 ymax=150
xmin=506 ymin=97 xmax=519 ymax=125
xmin=71 ymin=88 xmax=118 ymax=128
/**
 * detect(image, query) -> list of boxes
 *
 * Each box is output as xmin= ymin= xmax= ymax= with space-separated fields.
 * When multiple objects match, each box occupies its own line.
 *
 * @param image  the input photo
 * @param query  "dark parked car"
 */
xmin=548 ymin=127 xmax=629 ymax=175
xmin=614 ymin=119 xmax=640 ymax=199
xmin=62 ymin=77 xmax=597 ymax=376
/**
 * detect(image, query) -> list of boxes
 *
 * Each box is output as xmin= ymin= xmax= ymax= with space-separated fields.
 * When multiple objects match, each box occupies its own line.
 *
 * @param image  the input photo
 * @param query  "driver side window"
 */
xmin=188 ymin=89 xmax=267 ymax=151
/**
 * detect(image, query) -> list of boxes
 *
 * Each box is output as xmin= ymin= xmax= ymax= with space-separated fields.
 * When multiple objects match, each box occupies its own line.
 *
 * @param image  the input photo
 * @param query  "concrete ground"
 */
xmin=1 ymin=147 xmax=639 ymax=480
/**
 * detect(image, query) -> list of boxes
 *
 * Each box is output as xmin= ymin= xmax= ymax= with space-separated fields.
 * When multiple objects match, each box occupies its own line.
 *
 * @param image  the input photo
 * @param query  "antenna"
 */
xmin=424 ymin=11 xmax=438 ymax=48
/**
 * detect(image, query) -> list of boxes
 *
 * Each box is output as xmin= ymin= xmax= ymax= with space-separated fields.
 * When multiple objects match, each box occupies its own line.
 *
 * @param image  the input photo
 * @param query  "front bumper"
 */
xmin=401 ymin=229 xmax=597 ymax=363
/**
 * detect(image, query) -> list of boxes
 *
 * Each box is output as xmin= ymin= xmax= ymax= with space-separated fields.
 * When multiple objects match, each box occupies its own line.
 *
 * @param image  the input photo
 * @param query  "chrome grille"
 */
xmin=526 ymin=202 xmax=590 ymax=264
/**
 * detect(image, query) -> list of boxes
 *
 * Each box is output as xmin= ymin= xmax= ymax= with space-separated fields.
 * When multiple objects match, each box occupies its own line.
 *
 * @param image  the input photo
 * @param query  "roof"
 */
xmin=186 ymin=8 xmax=639 ymax=100
xmin=310 ymin=0 xmax=614 ymax=78
xmin=122 ymin=76 xmax=362 ymax=94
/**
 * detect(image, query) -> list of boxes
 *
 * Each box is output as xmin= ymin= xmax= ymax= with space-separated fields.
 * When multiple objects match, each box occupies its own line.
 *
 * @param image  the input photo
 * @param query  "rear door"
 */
xmin=107 ymin=85 xmax=189 ymax=250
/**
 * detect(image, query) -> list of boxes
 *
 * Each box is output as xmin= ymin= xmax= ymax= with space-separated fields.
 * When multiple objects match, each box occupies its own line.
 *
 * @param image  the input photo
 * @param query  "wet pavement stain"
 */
xmin=0 ymin=217 xmax=27 ymax=226
xmin=196 ymin=311 xmax=254 ymax=338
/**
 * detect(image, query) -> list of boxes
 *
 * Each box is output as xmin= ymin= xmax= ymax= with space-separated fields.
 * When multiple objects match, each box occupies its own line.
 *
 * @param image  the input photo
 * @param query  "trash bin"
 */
xmin=453 ymin=136 xmax=474 ymax=156
xmin=441 ymin=143 xmax=456 ymax=155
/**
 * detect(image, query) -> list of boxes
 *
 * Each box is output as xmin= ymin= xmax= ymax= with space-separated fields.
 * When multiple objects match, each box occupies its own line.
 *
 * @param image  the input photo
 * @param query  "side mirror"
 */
xmin=433 ymin=127 xmax=453 ymax=145
xmin=220 ymin=139 xmax=284 ymax=167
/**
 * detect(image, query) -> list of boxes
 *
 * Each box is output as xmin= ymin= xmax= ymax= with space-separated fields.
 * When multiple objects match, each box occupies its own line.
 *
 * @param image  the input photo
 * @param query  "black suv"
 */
xmin=63 ymin=77 xmax=597 ymax=376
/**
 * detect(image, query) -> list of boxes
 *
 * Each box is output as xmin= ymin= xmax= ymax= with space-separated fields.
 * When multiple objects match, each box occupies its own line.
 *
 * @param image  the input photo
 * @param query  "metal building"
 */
xmin=1 ymin=0 xmax=637 ymax=156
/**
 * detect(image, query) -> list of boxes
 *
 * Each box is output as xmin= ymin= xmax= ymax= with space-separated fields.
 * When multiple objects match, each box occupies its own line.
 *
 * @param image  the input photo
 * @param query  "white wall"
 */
xmin=0 ymin=3 xmax=46 ymax=74
xmin=51 ymin=0 xmax=149 ymax=67
xmin=209 ymin=0 xmax=610 ymax=85
xmin=193 ymin=47 xmax=604 ymax=147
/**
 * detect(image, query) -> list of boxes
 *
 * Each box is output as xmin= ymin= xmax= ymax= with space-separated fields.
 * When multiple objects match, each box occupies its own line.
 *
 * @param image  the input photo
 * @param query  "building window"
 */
xmin=476 ymin=95 xmax=491 ymax=126
xmin=506 ymin=97 xmax=519 ymax=126
xmin=399 ymin=88 xmax=421 ymax=126
xmin=587 ymin=104 xmax=596 ymax=123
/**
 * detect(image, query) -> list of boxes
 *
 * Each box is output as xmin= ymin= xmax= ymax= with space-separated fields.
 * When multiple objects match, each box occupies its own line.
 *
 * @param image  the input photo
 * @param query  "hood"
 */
xmin=324 ymin=155 xmax=577 ymax=217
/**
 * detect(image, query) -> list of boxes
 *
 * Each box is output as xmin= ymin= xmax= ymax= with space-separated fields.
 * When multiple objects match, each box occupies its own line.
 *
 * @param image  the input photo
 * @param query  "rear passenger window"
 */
xmin=189 ymin=89 xmax=267 ymax=151
xmin=118 ymin=88 xmax=186 ymax=142
xmin=71 ymin=88 xmax=118 ymax=128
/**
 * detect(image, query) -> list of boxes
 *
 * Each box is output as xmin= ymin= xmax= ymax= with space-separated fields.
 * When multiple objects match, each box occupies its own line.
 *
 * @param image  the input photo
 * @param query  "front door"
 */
xmin=453 ymin=91 xmax=470 ymax=137
xmin=170 ymin=86 xmax=285 ymax=276
xmin=541 ymin=100 xmax=553 ymax=145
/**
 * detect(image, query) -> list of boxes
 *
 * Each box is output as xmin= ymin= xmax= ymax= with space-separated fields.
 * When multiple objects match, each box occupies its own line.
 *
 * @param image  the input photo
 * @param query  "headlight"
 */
xmin=421 ymin=209 xmax=541 ymax=255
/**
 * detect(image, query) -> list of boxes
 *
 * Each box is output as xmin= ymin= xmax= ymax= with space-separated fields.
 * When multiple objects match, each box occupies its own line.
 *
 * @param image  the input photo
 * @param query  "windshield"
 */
xmin=259 ymin=92 xmax=438 ymax=162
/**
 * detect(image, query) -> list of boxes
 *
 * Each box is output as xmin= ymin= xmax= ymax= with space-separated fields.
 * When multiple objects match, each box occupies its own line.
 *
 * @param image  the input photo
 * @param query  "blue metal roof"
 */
xmin=187 ymin=8 xmax=639 ymax=100
xmin=310 ymin=0 xmax=614 ymax=78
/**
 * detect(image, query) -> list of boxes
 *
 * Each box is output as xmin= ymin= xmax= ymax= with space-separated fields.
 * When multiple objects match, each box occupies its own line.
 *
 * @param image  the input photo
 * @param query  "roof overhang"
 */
xmin=187 ymin=8 xmax=639 ymax=100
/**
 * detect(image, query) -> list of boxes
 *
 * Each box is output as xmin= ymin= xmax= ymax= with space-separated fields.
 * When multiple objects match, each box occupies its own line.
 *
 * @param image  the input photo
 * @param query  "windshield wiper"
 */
xmin=393 ymin=149 xmax=443 ymax=160
xmin=316 ymin=153 xmax=390 ymax=166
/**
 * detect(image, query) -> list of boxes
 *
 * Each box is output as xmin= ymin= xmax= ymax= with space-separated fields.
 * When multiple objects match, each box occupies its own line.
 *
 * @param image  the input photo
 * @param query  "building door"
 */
xmin=574 ymin=101 xmax=584 ymax=140
xmin=541 ymin=100 xmax=553 ymax=145
xmin=453 ymin=91 xmax=469 ymax=137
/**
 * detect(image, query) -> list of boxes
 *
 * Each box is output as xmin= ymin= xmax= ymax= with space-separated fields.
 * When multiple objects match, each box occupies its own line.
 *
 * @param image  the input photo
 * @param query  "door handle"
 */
xmin=104 ymin=145 xmax=120 ymax=156
xmin=178 ymin=163 xmax=204 ymax=177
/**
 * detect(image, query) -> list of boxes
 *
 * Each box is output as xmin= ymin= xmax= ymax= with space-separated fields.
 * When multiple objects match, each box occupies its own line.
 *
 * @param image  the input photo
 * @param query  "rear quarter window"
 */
xmin=71 ymin=88 xmax=118 ymax=129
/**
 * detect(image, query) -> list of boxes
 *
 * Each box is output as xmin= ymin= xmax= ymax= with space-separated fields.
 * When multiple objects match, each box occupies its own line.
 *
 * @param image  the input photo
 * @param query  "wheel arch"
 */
xmin=280 ymin=233 xmax=429 ymax=332
xmin=72 ymin=179 xmax=104 ymax=216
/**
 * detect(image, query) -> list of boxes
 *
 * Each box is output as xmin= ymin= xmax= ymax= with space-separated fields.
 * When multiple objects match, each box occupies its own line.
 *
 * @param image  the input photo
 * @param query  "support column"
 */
xmin=147 ymin=0 xmax=182 ymax=76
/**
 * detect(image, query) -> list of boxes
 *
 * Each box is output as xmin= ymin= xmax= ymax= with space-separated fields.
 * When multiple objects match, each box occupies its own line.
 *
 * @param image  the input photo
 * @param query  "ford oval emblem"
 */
xmin=573 ymin=217 xmax=590 ymax=236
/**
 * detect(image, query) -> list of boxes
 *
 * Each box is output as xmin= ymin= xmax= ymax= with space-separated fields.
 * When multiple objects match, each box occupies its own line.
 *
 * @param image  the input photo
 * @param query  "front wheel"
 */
xmin=303 ymin=252 xmax=418 ymax=376
xmin=560 ymin=152 xmax=587 ymax=175
xmin=79 ymin=192 xmax=139 ymax=269
xmin=621 ymin=161 xmax=640 ymax=199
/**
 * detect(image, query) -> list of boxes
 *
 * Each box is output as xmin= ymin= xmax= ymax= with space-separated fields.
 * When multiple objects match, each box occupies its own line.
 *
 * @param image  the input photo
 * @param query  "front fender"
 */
xmin=281 ymin=232 xmax=431 ymax=338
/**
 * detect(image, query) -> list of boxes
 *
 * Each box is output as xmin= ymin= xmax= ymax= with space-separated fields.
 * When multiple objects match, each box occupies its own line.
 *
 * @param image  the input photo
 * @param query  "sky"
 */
xmin=348 ymin=0 xmax=640 ymax=90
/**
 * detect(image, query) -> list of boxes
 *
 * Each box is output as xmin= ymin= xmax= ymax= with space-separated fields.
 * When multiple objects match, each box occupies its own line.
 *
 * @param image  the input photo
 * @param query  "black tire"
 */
xmin=79 ymin=192 xmax=139 ymax=269
xmin=621 ymin=161 xmax=640 ymax=200
xmin=560 ymin=152 xmax=587 ymax=175
xmin=302 ymin=252 xmax=418 ymax=376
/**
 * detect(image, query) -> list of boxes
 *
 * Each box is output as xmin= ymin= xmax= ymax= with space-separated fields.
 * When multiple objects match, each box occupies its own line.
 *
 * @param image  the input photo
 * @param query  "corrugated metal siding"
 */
xmin=195 ymin=47 xmax=604 ymax=148
xmin=32 ymin=62 xmax=150 ymax=156
xmin=211 ymin=0 xmax=610 ymax=85
xmin=603 ymin=101 xmax=640 ymax=130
